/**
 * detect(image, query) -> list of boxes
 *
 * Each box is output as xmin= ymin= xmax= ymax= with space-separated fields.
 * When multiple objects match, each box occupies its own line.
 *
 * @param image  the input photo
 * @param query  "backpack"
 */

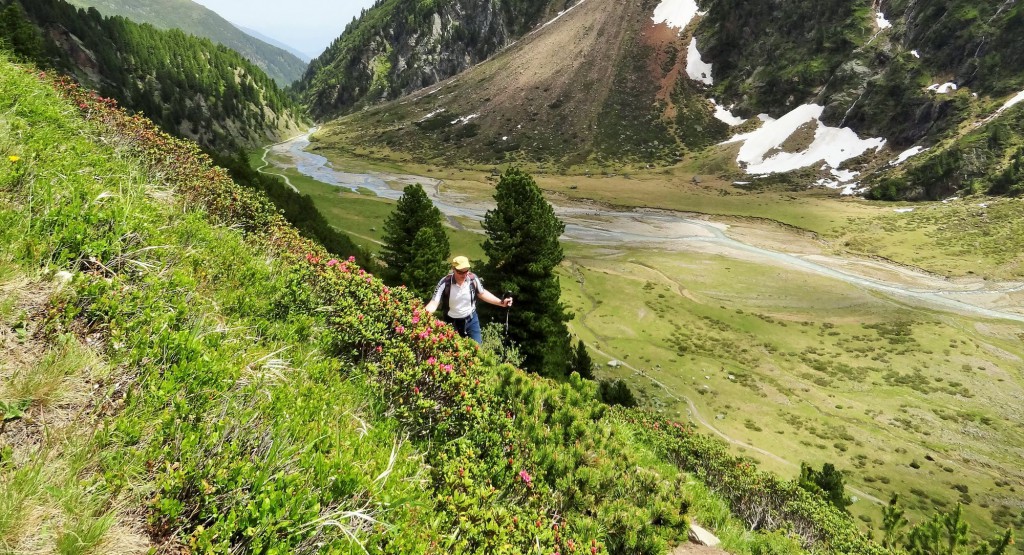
xmin=439 ymin=272 xmax=480 ymax=316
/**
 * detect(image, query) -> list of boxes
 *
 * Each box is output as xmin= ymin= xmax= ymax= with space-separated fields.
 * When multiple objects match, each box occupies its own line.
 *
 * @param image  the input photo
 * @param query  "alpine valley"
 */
xmin=1 ymin=0 xmax=1023 ymax=554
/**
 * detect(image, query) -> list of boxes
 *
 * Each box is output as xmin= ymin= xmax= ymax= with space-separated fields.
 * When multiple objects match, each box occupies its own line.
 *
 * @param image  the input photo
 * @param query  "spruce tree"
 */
xmin=571 ymin=339 xmax=594 ymax=380
xmin=481 ymin=167 xmax=571 ymax=377
xmin=798 ymin=462 xmax=851 ymax=513
xmin=380 ymin=183 xmax=450 ymax=297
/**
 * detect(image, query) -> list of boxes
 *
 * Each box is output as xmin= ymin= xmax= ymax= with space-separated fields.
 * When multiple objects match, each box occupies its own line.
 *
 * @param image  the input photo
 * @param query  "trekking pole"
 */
xmin=501 ymin=292 xmax=509 ymax=337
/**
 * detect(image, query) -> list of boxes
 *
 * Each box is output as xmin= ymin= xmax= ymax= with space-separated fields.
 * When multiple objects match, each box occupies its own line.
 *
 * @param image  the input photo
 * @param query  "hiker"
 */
xmin=424 ymin=256 xmax=512 ymax=343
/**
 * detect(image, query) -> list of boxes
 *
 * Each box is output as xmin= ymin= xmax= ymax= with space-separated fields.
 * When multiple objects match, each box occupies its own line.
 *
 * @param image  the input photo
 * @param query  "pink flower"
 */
xmin=411 ymin=316 xmax=420 ymax=324
xmin=326 ymin=259 xmax=339 ymax=267
xmin=426 ymin=357 xmax=437 ymax=365
xmin=347 ymin=256 xmax=356 ymax=262
xmin=518 ymin=470 xmax=532 ymax=484
xmin=442 ymin=364 xmax=453 ymax=373
xmin=395 ymin=325 xmax=405 ymax=334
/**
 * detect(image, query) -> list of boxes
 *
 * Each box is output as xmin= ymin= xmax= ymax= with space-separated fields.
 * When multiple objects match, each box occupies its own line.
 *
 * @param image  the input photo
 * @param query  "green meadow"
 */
xmin=558 ymin=244 xmax=1024 ymax=540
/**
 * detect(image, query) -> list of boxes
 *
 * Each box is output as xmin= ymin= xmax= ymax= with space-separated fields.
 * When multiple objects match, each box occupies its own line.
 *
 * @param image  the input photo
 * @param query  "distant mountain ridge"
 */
xmin=236 ymin=24 xmax=311 ymax=62
xmin=64 ymin=0 xmax=307 ymax=85
xmin=2 ymin=0 xmax=306 ymax=152
xmin=294 ymin=0 xmax=583 ymax=120
xmin=303 ymin=0 xmax=1024 ymax=200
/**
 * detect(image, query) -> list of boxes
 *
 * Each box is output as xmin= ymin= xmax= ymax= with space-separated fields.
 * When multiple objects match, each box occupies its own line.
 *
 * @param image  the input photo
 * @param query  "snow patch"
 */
xmin=451 ymin=114 xmax=479 ymax=125
xmin=875 ymin=11 xmax=892 ymax=30
xmin=732 ymin=181 xmax=751 ymax=185
xmin=892 ymin=146 xmax=927 ymax=165
xmin=997 ymin=90 xmax=1024 ymax=113
xmin=831 ymin=168 xmax=859 ymax=182
xmin=722 ymin=104 xmax=887 ymax=175
xmin=926 ymin=82 xmax=957 ymax=94
xmin=894 ymin=208 xmax=916 ymax=213
xmin=841 ymin=183 xmax=865 ymax=196
xmin=686 ymin=37 xmax=713 ymax=85
xmin=910 ymin=50 xmax=920 ymax=58
xmin=540 ymin=0 xmax=589 ymax=29
xmin=417 ymin=108 xmax=446 ymax=122
xmin=652 ymin=0 xmax=701 ymax=30
xmin=711 ymin=99 xmax=746 ymax=126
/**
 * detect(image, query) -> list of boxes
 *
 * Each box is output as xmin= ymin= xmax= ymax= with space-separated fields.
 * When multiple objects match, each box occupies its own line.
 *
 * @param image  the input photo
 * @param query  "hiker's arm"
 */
xmin=425 ymin=279 xmax=445 ymax=313
xmin=478 ymin=289 xmax=512 ymax=307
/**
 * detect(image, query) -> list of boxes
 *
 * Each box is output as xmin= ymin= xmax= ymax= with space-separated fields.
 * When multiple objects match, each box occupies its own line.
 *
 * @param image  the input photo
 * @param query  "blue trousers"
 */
xmin=450 ymin=311 xmax=482 ymax=344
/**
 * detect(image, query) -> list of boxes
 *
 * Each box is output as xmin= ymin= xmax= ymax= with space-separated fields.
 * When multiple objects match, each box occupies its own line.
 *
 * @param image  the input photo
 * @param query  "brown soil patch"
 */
xmin=777 ymin=119 xmax=818 ymax=154
xmin=0 ymin=272 xmax=149 ymax=553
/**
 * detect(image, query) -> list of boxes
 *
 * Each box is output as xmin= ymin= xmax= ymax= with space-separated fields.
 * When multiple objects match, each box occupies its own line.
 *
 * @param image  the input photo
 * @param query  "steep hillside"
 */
xmin=1 ymin=0 xmax=306 ymax=152
xmin=64 ymin=0 xmax=307 ymax=85
xmin=313 ymin=0 xmax=725 ymax=167
xmin=295 ymin=0 xmax=585 ymax=120
xmin=304 ymin=0 xmax=1024 ymax=198
xmin=9 ymin=53 xmax=995 ymax=554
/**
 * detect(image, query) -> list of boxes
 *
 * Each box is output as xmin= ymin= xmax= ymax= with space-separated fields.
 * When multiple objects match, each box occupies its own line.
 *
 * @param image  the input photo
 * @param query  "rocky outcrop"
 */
xmin=297 ymin=0 xmax=580 ymax=119
xmin=46 ymin=24 xmax=103 ymax=84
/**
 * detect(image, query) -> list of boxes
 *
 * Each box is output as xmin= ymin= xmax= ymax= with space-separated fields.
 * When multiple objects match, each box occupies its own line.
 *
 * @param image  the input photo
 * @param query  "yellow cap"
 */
xmin=451 ymin=255 xmax=471 ymax=270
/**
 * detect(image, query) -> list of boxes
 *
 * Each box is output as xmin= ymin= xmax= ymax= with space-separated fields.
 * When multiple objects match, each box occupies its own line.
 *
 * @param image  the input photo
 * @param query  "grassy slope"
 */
xmin=558 ymin=245 xmax=1024 ymax=544
xmin=1 ymin=55 xmax=900 ymax=554
xmin=0 ymin=56 xmax=431 ymax=553
xmin=284 ymin=128 xmax=1024 ymax=551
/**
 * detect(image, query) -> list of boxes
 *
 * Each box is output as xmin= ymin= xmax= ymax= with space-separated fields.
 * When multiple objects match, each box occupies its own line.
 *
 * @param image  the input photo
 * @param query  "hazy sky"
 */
xmin=193 ymin=0 xmax=377 ymax=59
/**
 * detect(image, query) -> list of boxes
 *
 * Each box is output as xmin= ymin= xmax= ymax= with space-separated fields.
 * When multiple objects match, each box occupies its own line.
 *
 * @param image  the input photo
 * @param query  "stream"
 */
xmin=267 ymin=130 xmax=1024 ymax=324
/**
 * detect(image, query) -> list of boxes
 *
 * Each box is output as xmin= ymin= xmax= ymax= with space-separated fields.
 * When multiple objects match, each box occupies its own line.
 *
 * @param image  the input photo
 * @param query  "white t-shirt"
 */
xmin=430 ymin=273 xmax=488 ymax=319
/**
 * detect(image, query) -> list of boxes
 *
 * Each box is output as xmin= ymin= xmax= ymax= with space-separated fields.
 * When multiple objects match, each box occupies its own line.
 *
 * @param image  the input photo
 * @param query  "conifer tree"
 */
xmin=380 ymin=183 xmax=449 ymax=297
xmin=881 ymin=494 xmax=908 ymax=549
xmin=0 ymin=3 xmax=45 ymax=61
xmin=481 ymin=167 xmax=571 ymax=377
xmin=798 ymin=462 xmax=851 ymax=513
xmin=570 ymin=339 xmax=594 ymax=380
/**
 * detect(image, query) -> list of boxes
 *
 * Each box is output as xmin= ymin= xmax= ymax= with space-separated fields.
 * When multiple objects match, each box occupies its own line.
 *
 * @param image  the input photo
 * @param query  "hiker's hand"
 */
xmin=502 ymin=297 xmax=513 ymax=307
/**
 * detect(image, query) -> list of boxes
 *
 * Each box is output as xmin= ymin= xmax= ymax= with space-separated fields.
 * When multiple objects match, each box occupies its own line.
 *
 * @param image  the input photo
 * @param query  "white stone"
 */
xmin=689 ymin=523 xmax=721 ymax=546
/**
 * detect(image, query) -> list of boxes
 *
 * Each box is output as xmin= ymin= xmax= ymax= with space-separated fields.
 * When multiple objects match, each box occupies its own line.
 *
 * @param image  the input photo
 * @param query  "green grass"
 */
xmin=0 ymin=57 xmax=435 ymax=553
xmin=258 ymin=147 xmax=487 ymax=260
xmin=559 ymin=243 xmax=1024 ymax=544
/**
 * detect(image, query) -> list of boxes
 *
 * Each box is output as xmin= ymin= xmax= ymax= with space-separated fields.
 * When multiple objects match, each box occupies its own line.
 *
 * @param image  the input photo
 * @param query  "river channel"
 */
xmin=266 ymin=130 xmax=1024 ymax=324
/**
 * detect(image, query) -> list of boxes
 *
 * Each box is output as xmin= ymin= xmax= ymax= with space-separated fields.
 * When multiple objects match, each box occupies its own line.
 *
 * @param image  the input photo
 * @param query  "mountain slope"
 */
xmin=295 ymin=0 xmax=585 ymax=120
xmin=63 ymin=0 xmax=307 ymax=85
xmin=306 ymin=0 xmax=1024 ymax=196
xmin=2 ymin=0 xmax=305 ymax=152
xmin=313 ymin=0 xmax=727 ymax=167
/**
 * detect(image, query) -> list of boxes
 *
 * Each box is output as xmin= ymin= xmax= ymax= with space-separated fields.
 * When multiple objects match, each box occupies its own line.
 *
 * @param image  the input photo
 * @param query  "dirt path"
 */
xmin=256 ymin=132 xmax=304 ymax=193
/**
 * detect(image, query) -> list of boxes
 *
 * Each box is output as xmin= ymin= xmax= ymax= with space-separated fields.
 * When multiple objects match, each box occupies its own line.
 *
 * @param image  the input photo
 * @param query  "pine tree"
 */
xmin=570 ymin=339 xmax=594 ymax=380
xmin=481 ymin=167 xmax=571 ymax=377
xmin=798 ymin=462 xmax=851 ymax=513
xmin=0 ymin=3 xmax=45 ymax=62
xmin=380 ymin=183 xmax=449 ymax=297
xmin=881 ymin=494 xmax=908 ymax=549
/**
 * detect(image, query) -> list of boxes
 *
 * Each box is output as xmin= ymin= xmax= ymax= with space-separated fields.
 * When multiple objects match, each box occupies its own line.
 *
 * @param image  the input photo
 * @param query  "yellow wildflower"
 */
xmin=7 ymin=156 xmax=19 ymax=163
